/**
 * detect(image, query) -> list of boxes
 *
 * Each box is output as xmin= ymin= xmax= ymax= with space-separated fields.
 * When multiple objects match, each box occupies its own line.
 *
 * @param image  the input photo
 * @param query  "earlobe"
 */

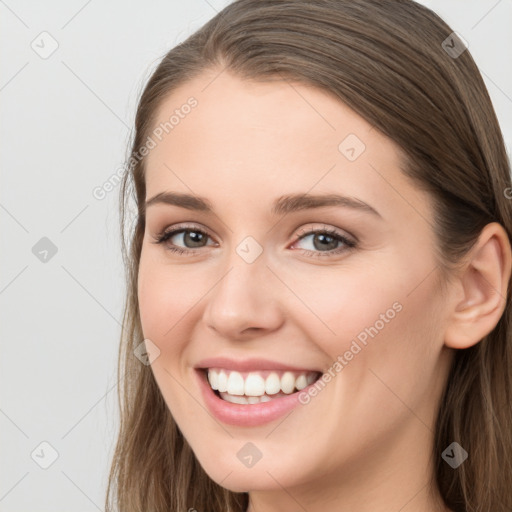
xmin=444 ymin=222 xmax=512 ymax=350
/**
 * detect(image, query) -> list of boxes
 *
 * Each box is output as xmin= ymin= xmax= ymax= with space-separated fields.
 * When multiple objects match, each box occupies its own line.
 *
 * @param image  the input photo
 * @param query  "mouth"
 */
xmin=202 ymin=367 xmax=322 ymax=405
xmin=193 ymin=360 xmax=324 ymax=426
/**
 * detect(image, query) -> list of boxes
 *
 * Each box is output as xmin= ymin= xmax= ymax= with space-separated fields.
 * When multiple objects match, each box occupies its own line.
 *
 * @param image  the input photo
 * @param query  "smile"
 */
xmin=207 ymin=368 xmax=320 ymax=404
xmin=194 ymin=359 xmax=323 ymax=426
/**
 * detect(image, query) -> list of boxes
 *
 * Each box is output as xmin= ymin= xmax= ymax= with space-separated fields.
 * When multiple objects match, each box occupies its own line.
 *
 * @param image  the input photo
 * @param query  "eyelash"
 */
xmin=151 ymin=223 xmax=357 ymax=258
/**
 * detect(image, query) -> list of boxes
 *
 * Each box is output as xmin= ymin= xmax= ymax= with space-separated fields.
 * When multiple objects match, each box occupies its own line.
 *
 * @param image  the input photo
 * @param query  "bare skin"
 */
xmin=137 ymin=68 xmax=511 ymax=512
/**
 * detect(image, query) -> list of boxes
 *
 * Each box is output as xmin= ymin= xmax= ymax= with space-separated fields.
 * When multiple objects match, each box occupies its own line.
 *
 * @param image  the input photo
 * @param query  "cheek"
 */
xmin=137 ymin=260 xmax=207 ymax=423
xmin=286 ymin=269 xmax=443 ymax=453
xmin=137 ymin=258 xmax=203 ymax=345
xmin=287 ymin=265 xmax=406 ymax=357
xmin=289 ymin=261 xmax=441 ymax=393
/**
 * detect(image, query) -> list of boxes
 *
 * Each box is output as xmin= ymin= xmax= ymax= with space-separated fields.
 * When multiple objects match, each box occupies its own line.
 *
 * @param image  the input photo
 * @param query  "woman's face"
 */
xmin=138 ymin=69 xmax=454 ymax=499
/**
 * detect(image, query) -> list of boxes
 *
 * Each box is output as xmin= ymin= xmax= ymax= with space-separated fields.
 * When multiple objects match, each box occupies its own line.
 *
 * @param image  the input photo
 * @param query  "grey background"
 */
xmin=1 ymin=1 xmax=511 ymax=510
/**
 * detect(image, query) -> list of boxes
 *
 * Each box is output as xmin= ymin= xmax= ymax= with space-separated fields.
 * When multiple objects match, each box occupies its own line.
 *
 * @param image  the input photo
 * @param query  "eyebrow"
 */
xmin=144 ymin=191 xmax=382 ymax=218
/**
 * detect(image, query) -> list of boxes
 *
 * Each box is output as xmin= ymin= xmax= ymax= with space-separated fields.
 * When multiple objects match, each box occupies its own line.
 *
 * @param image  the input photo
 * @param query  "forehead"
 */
xmin=143 ymin=69 xmax=430 ymax=224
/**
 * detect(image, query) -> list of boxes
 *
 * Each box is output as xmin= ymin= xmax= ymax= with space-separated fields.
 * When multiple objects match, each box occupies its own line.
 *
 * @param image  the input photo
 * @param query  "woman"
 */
xmin=106 ymin=1 xmax=512 ymax=511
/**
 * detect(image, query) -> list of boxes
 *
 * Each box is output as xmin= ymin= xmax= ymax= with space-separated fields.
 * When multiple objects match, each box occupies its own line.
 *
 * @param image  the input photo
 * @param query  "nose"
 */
xmin=202 ymin=255 xmax=285 ymax=341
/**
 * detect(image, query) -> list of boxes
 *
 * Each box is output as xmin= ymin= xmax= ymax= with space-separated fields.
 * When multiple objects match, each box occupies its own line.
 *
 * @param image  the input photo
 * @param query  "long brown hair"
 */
xmin=106 ymin=1 xmax=512 ymax=510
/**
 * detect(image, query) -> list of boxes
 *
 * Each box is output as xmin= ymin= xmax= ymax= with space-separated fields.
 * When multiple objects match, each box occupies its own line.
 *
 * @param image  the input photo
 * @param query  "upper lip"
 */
xmin=195 ymin=357 xmax=321 ymax=373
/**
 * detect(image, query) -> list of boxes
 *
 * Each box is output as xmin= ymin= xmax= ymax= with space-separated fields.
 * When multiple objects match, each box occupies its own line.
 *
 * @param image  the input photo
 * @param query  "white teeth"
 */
xmin=207 ymin=370 xmax=218 ymax=390
xmin=207 ymin=368 xmax=319 ymax=400
xmin=281 ymin=371 xmax=296 ymax=394
xmin=244 ymin=373 xmax=266 ymax=396
xmin=221 ymin=393 xmax=249 ymax=404
xmin=217 ymin=370 xmax=228 ymax=392
xmin=265 ymin=372 xmax=281 ymax=395
xmin=296 ymin=374 xmax=308 ymax=390
xmin=220 ymin=392 xmax=276 ymax=404
xmin=226 ymin=371 xmax=245 ymax=395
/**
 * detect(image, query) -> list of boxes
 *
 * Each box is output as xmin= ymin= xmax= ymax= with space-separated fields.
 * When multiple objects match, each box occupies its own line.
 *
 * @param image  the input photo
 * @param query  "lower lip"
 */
xmin=196 ymin=369 xmax=311 ymax=427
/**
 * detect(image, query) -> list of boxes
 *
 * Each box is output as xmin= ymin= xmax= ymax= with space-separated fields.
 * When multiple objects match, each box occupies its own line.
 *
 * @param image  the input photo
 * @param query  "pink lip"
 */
xmin=195 ymin=369 xmax=312 ymax=427
xmin=195 ymin=356 xmax=319 ymax=373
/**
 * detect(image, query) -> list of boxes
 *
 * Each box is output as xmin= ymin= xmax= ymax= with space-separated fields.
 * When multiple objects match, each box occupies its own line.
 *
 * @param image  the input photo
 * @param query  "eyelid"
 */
xmin=151 ymin=222 xmax=216 ymax=249
xmin=293 ymin=223 xmax=356 ymax=244
xmin=151 ymin=222 xmax=357 ymax=257
xmin=153 ymin=222 xmax=355 ymax=241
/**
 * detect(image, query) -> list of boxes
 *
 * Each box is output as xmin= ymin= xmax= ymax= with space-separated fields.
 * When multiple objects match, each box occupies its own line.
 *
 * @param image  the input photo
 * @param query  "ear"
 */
xmin=444 ymin=222 xmax=512 ymax=349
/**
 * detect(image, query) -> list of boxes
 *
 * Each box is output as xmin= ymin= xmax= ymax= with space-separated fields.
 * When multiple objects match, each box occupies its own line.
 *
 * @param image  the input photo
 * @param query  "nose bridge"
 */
xmin=202 ymin=240 xmax=284 ymax=338
xmin=216 ymin=232 xmax=270 ymax=299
